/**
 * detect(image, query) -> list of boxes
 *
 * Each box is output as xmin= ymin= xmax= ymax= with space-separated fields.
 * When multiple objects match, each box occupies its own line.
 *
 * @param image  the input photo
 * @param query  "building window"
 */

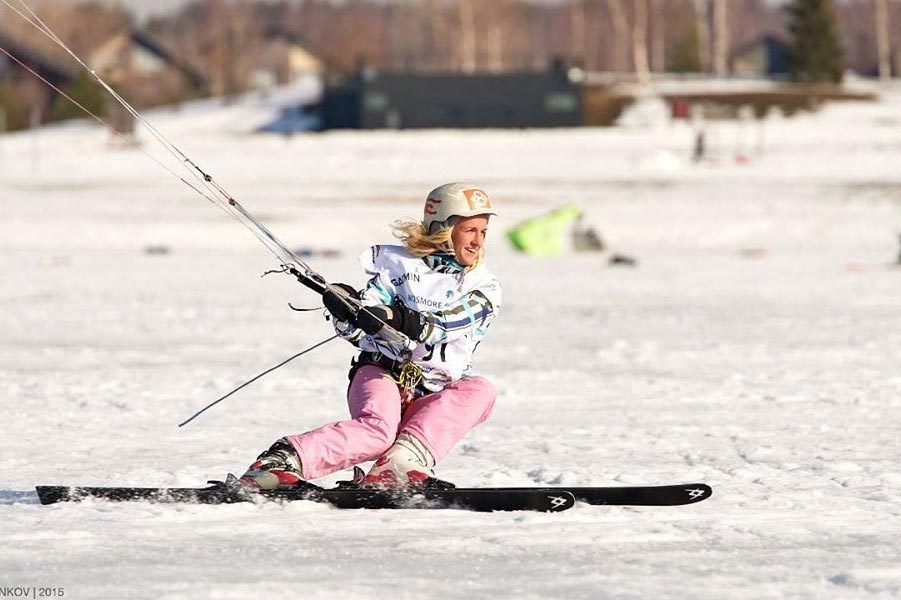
xmin=364 ymin=91 xmax=389 ymax=112
xmin=544 ymin=92 xmax=578 ymax=113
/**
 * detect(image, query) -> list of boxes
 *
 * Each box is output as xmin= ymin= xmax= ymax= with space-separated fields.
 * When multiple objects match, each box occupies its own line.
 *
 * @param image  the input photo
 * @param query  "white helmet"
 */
xmin=423 ymin=182 xmax=495 ymax=234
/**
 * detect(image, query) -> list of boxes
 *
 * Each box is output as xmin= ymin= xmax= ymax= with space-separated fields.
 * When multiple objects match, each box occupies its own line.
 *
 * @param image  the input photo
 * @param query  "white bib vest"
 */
xmin=357 ymin=245 xmax=501 ymax=390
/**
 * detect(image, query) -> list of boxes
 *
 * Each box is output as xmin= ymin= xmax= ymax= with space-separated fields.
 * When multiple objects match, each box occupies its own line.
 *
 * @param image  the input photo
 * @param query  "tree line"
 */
xmin=0 ymin=0 xmax=898 ymax=131
xmin=142 ymin=0 xmax=890 ymax=79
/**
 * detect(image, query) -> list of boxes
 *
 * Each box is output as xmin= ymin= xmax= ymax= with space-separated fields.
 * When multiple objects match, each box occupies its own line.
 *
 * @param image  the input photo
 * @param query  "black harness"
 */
xmin=348 ymin=351 xmax=430 ymax=402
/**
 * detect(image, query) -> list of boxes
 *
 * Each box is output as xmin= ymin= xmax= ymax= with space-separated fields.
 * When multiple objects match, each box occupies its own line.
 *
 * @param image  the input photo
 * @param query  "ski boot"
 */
xmin=239 ymin=438 xmax=304 ymax=491
xmin=362 ymin=433 xmax=436 ymax=487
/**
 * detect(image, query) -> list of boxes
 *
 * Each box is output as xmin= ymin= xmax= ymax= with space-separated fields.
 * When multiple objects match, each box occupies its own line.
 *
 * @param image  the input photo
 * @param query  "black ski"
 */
xmin=537 ymin=483 xmax=712 ymax=506
xmin=35 ymin=480 xmax=710 ymax=510
xmin=34 ymin=482 xmax=575 ymax=513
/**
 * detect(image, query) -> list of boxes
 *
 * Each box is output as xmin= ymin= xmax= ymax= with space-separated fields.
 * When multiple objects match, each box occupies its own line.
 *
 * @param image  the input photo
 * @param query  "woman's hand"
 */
xmin=322 ymin=283 xmax=359 ymax=323
xmin=357 ymin=304 xmax=428 ymax=342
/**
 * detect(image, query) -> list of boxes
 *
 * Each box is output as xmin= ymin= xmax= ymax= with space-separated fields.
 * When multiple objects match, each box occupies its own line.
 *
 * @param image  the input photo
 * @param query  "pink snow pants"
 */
xmin=285 ymin=365 xmax=496 ymax=480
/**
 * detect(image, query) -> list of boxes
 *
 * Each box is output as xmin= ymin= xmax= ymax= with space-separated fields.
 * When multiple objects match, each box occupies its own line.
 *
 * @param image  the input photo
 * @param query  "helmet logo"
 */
xmin=463 ymin=189 xmax=491 ymax=210
xmin=424 ymin=196 xmax=442 ymax=216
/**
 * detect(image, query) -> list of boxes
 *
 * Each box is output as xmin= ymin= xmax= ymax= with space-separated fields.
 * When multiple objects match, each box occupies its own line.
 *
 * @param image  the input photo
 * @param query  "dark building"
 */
xmin=319 ymin=64 xmax=583 ymax=130
xmin=0 ymin=32 xmax=76 ymax=128
xmin=731 ymin=34 xmax=790 ymax=78
xmin=0 ymin=32 xmax=74 ymax=89
xmin=89 ymin=30 xmax=209 ymax=104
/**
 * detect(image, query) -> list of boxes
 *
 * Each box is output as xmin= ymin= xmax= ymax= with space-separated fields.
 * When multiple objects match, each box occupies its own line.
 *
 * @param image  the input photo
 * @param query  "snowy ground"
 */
xmin=1 ymin=84 xmax=901 ymax=599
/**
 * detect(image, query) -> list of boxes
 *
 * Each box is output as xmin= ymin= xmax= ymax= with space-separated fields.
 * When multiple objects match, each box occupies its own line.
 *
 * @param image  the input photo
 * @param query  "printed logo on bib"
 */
xmin=406 ymin=294 xmax=446 ymax=309
xmin=463 ymin=189 xmax=491 ymax=210
xmin=391 ymin=272 xmax=421 ymax=287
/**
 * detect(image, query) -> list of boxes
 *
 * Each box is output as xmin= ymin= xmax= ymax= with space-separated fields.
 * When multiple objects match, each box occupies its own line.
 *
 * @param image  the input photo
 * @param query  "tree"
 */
xmin=50 ymin=71 xmax=105 ymax=122
xmin=785 ymin=0 xmax=845 ymax=83
xmin=632 ymin=0 xmax=651 ymax=83
xmin=569 ymin=0 xmax=586 ymax=65
xmin=875 ymin=0 xmax=891 ymax=80
xmin=692 ymin=0 xmax=711 ymax=72
xmin=456 ymin=0 xmax=477 ymax=72
xmin=606 ymin=0 xmax=629 ymax=71
xmin=712 ymin=0 xmax=729 ymax=75
xmin=670 ymin=22 xmax=702 ymax=72
xmin=650 ymin=0 xmax=666 ymax=72
xmin=0 ymin=84 xmax=27 ymax=131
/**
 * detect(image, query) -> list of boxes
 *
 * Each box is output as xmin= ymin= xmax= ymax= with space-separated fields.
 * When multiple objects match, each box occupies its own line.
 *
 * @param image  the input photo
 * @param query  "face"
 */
xmin=451 ymin=215 xmax=489 ymax=266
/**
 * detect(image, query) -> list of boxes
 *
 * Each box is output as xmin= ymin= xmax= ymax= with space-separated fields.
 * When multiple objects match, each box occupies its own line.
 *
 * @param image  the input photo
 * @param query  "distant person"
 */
xmin=608 ymin=254 xmax=638 ymax=267
xmin=691 ymin=104 xmax=707 ymax=163
xmin=693 ymin=129 xmax=706 ymax=163
xmin=239 ymin=183 xmax=501 ymax=489
xmin=572 ymin=213 xmax=606 ymax=252
xmin=571 ymin=213 xmax=637 ymax=267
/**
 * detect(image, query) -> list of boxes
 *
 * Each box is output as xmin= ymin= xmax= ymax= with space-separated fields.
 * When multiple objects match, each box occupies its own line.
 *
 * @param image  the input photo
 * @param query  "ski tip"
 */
xmin=35 ymin=485 xmax=70 ymax=505
xmin=682 ymin=483 xmax=713 ymax=503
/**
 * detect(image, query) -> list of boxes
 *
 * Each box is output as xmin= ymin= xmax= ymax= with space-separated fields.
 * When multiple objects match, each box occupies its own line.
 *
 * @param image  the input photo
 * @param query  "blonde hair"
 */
xmin=391 ymin=219 xmax=485 ymax=268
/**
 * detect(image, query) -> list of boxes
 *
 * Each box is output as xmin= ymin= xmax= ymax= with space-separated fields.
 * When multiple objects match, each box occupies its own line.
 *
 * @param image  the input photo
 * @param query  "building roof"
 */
xmin=90 ymin=29 xmax=207 ymax=89
xmin=0 ymin=30 xmax=76 ymax=85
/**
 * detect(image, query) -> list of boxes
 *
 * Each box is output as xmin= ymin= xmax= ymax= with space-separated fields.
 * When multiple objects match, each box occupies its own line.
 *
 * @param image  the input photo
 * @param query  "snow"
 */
xmin=2 ymin=83 xmax=901 ymax=599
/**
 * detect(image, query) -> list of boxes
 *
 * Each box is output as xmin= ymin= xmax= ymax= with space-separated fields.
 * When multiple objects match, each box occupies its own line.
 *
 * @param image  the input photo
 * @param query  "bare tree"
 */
xmin=0 ymin=2 xmax=128 ymax=63
xmin=607 ymin=0 xmax=629 ymax=71
xmin=584 ymin=0 xmax=604 ymax=71
xmin=419 ymin=0 xmax=444 ymax=70
xmin=457 ymin=0 xmax=477 ymax=73
xmin=650 ymin=0 xmax=666 ymax=72
xmin=633 ymin=0 xmax=652 ymax=82
xmin=570 ymin=0 xmax=586 ymax=63
xmin=524 ymin=3 xmax=549 ymax=70
xmin=480 ymin=0 xmax=510 ymax=72
xmin=7 ymin=0 xmax=843 ymax=88
xmin=875 ymin=0 xmax=891 ymax=80
xmin=692 ymin=0 xmax=711 ymax=72
xmin=712 ymin=0 xmax=729 ymax=75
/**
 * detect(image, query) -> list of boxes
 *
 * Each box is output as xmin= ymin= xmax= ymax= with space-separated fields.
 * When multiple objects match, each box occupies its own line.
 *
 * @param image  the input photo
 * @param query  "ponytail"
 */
xmin=392 ymin=219 xmax=453 ymax=257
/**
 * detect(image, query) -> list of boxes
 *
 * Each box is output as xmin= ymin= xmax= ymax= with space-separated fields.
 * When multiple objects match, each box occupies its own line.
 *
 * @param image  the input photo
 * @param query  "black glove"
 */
xmin=322 ymin=283 xmax=359 ymax=323
xmin=357 ymin=303 xmax=428 ymax=341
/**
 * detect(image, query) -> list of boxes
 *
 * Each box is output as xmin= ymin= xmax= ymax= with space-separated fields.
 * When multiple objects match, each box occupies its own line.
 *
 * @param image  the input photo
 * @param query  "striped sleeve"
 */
xmin=421 ymin=289 xmax=497 ymax=345
xmin=361 ymin=275 xmax=393 ymax=305
xmin=358 ymin=245 xmax=394 ymax=306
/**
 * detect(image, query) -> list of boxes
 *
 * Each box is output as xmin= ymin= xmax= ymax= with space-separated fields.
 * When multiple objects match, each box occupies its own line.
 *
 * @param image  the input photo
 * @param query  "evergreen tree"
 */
xmin=785 ymin=0 xmax=845 ymax=84
xmin=0 ymin=85 xmax=27 ymax=131
xmin=50 ymin=71 xmax=106 ymax=122
xmin=670 ymin=24 xmax=702 ymax=74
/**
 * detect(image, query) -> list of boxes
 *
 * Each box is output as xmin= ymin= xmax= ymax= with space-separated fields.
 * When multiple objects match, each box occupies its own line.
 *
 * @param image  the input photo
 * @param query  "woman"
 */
xmin=240 ymin=182 xmax=501 ymax=489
